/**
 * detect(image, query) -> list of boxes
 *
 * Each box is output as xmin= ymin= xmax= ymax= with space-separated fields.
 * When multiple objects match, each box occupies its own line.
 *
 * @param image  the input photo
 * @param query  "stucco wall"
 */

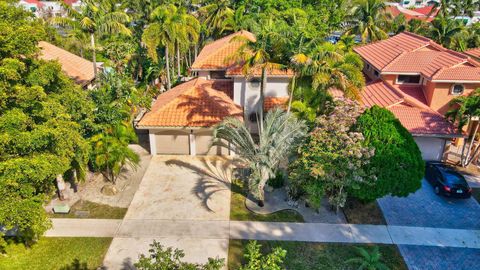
xmin=424 ymin=81 xmax=478 ymax=114
xmin=233 ymin=77 xmax=289 ymax=111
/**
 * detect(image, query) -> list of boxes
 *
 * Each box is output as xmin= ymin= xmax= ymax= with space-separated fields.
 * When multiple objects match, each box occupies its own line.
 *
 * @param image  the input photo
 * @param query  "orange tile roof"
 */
xmin=432 ymin=66 xmax=480 ymax=82
xmin=385 ymin=6 xmax=434 ymax=22
xmin=38 ymin=41 xmax=95 ymax=85
xmin=361 ymin=80 xmax=403 ymax=107
xmin=264 ymin=97 xmax=289 ymax=111
xmin=388 ymin=103 xmax=456 ymax=135
xmin=137 ymin=78 xmax=243 ymax=128
xmin=225 ymin=65 xmax=294 ymax=77
xmin=355 ymin=32 xmax=480 ymax=81
xmin=465 ymin=48 xmax=480 ymax=59
xmin=191 ymin=30 xmax=256 ymax=70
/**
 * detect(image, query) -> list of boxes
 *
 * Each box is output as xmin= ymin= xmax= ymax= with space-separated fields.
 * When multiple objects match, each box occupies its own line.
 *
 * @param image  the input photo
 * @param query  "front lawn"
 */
xmin=49 ymin=200 xmax=127 ymax=219
xmin=343 ymin=198 xmax=386 ymax=225
xmin=228 ymin=240 xmax=407 ymax=270
xmin=230 ymin=179 xmax=304 ymax=222
xmin=0 ymin=237 xmax=112 ymax=270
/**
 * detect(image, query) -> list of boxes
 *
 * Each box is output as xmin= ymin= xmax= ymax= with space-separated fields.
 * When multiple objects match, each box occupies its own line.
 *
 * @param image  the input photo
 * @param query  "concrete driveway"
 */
xmin=378 ymin=179 xmax=480 ymax=270
xmin=104 ymin=155 xmax=240 ymax=269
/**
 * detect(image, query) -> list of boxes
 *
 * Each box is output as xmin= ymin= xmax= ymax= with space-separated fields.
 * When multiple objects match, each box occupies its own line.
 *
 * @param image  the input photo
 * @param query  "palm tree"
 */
xmin=198 ymin=0 xmax=234 ymax=37
xmin=50 ymin=0 xmax=132 ymax=78
xmin=347 ymin=0 xmax=390 ymax=43
xmin=427 ymin=16 xmax=465 ymax=49
xmin=346 ymin=247 xmax=389 ymax=270
xmin=142 ymin=4 xmax=199 ymax=90
xmin=213 ymin=109 xmax=307 ymax=205
xmin=228 ymin=25 xmax=285 ymax=133
xmin=90 ymin=122 xmax=140 ymax=184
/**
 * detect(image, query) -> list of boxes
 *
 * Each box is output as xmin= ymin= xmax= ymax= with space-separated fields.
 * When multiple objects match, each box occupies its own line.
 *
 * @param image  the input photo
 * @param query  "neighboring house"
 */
xmin=466 ymin=48 xmax=480 ymax=61
xmin=18 ymin=0 xmax=81 ymax=18
xmin=136 ymin=30 xmax=292 ymax=156
xmin=386 ymin=3 xmax=438 ymax=22
xmin=351 ymin=32 xmax=480 ymax=161
xmin=394 ymin=0 xmax=439 ymax=8
xmin=38 ymin=41 xmax=95 ymax=87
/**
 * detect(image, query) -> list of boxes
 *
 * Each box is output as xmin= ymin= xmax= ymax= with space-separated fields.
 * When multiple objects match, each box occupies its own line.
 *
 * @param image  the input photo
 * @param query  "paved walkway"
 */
xmin=46 ymin=219 xmax=480 ymax=250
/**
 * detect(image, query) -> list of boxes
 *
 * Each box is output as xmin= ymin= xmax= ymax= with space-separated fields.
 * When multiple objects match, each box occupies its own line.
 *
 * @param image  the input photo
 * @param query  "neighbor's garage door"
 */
xmin=195 ymin=130 xmax=229 ymax=155
xmin=155 ymin=130 xmax=190 ymax=155
xmin=414 ymin=137 xmax=446 ymax=161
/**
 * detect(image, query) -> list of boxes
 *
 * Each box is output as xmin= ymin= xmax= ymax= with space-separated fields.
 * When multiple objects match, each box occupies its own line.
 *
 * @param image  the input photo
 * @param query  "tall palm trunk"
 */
xmin=165 ymin=46 xmax=171 ymax=90
xmin=259 ymin=67 xmax=267 ymax=134
xmin=287 ymin=75 xmax=296 ymax=113
xmin=176 ymin=42 xmax=181 ymax=78
xmin=90 ymin=33 xmax=97 ymax=78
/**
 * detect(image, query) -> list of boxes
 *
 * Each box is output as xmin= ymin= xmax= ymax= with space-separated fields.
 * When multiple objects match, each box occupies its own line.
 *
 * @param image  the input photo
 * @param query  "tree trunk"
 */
xmin=165 ymin=46 xmax=171 ymax=90
xmin=176 ymin=42 xmax=181 ymax=78
xmin=56 ymin=174 xmax=66 ymax=200
xmin=463 ymin=120 xmax=479 ymax=166
xmin=287 ymin=75 xmax=296 ymax=113
xmin=259 ymin=67 xmax=267 ymax=134
xmin=90 ymin=33 xmax=98 ymax=78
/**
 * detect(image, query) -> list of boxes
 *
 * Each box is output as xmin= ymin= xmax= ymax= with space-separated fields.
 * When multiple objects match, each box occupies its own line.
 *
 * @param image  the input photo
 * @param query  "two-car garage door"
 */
xmin=152 ymin=129 xmax=229 ymax=155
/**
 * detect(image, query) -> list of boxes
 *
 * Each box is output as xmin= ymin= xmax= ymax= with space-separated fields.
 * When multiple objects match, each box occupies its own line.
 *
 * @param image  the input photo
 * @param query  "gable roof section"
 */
xmin=38 ymin=41 xmax=95 ymax=85
xmin=385 ymin=5 xmax=434 ymax=21
xmin=465 ymin=48 xmax=480 ymax=60
xmin=191 ymin=30 xmax=256 ymax=70
xmin=137 ymin=78 xmax=243 ymax=128
xmin=355 ymin=32 xmax=480 ymax=82
xmin=361 ymin=80 xmax=403 ymax=107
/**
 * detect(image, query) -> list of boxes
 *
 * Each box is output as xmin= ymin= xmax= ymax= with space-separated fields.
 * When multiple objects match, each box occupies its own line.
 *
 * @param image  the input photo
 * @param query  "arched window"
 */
xmin=451 ymin=84 xmax=464 ymax=95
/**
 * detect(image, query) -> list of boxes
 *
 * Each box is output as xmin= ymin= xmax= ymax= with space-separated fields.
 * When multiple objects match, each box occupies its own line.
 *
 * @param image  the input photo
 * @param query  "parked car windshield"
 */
xmin=442 ymin=170 xmax=467 ymax=186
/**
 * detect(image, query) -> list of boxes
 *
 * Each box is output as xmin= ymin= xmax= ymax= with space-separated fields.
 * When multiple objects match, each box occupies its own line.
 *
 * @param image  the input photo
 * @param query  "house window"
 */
xmin=366 ymin=64 xmax=371 ymax=70
xmin=374 ymin=70 xmax=380 ymax=77
xmin=451 ymin=84 xmax=464 ymax=95
xmin=249 ymin=78 xmax=261 ymax=89
xmin=210 ymin=71 xmax=226 ymax=79
xmin=397 ymin=75 xmax=421 ymax=84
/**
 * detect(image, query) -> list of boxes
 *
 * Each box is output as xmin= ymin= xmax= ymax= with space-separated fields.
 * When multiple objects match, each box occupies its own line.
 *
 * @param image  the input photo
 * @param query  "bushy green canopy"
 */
xmin=351 ymin=106 xmax=424 ymax=201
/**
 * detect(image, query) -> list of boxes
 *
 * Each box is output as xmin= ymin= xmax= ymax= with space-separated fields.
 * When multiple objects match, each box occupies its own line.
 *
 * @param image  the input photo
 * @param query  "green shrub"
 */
xmin=267 ymin=170 xmax=286 ymax=189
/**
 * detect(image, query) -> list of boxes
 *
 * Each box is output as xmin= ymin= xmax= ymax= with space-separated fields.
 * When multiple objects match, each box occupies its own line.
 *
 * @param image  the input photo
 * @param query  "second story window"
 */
xmin=210 ymin=71 xmax=226 ymax=79
xmin=397 ymin=75 xmax=421 ymax=84
xmin=451 ymin=84 xmax=465 ymax=95
xmin=374 ymin=70 xmax=380 ymax=77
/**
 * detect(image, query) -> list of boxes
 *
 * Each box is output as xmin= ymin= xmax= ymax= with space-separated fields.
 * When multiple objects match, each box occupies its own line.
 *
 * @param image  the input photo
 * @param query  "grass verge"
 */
xmin=230 ymin=179 xmax=304 ymax=222
xmin=228 ymin=240 xmax=407 ymax=270
xmin=0 ymin=237 xmax=112 ymax=270
xmin=343 ymin=198 xmax=386 ymax=225
xmin=48 ymin=200 xmax=127 ymax=219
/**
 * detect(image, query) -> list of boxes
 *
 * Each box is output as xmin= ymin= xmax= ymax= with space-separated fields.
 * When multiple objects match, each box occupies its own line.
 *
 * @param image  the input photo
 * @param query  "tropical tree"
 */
xmin=89 ymin=123 xmax=140 ymax=184
xmin=347 ymin=0 xmax=390 ymax=43
xmin=213 ymin=109 xmax=307 ymax=205
xmin=227 ymin=23 xmax=286 ymax=132
xmin=345 ymin=247 xmax=389 ymax=270
xmin=427 ymin=16 xmax=465 ymax=49
xmin=142 ymin=4 xmax=200 ymax=89
xmin=198 ymin=0 xmax=234 ymax=37
xmin=49 ymin=0 xmax=132 ymax=78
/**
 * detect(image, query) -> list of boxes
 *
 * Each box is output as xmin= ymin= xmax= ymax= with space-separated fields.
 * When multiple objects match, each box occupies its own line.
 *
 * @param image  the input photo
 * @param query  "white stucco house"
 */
xmin=135 ymin=30 xmax=293 ymax=156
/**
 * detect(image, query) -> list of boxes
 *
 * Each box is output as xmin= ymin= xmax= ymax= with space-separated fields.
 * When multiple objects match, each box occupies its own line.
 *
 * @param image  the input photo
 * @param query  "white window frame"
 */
xmin=450 ymin=84 xmax=465 ymax=96
xmin=396 ymin=75 xmax=421 ymax=85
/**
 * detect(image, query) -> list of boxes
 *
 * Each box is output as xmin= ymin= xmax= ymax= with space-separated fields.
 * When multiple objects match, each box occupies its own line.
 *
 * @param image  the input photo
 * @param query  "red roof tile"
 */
xmin=414 ymin=6 xmax=438 ymax=16
xmin=137 ymin=78 xmax=243 ymax=127
xmin=264 ymin=97 xmax=289 ymax=111
xmin=225 ymin=65 xmax=294 ymax=77
xmin=465 ymin=48 xmax=480 ymax=59
xmin=388 ymin=103 xmax=457 ymax=135
xmin=38 ymin=41 xmax=95 ymax=85
xmin=361 ymin=80 xmax=403 ymax=107
xmin=191 ymin=30 xmax=256 ymax=70
xmin=385 ymin=6 xmax=434 ymax=21
xmin=432 ymin=66 xmax=480 ymax=82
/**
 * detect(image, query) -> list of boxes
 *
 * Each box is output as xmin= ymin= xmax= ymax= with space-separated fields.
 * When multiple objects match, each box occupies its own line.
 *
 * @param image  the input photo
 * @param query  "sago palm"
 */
xmin=213 ymin=109 xmax=307 ymax=205
xmin=347 ymin=0 xmax=390 ymax=43
xmin=142 ymin=4 xmax=199 ymax=89
xmin=345 ymin=247 xmax=389 ymax=270
xmin=49 ymin=0 xmax=131 ymax=78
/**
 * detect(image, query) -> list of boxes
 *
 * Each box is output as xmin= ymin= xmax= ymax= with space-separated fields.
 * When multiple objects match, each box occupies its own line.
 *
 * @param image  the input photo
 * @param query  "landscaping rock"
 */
xmin=101 ymin=184 xmax=118 ymax=196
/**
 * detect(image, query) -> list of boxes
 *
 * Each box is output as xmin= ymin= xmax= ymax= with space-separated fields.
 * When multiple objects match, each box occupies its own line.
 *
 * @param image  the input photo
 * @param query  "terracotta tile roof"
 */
xmin=361 ymin=80 xmax=403 ymax=107
xmin=388 ymin=103 xmax=457 ymax=135
xmin=137 ymin=78 xmax=243 ymax=128
xmin=385 ymin=6 xmax=434 ymax=21
xmin=355 ymin=32 xmax=480 ymax=81
xmin=432 ymin=66 xmax=480 ymax=82
xmin=414 ymin=6 xmax=438 ymax=16
xmin=23 ymin=0 xmax=44 ymax=7
xmin=465 ymin=48 xmax=480 ymax=59
xmin=264 ymin=97 xmax=289 ymax=111
xmin=191 ymin=30 xmax=256 ymax=70
xmin=225 ymin=65 xmax=294 ymax=77
xmin=38 ymin=41 xmax=95 ymax=85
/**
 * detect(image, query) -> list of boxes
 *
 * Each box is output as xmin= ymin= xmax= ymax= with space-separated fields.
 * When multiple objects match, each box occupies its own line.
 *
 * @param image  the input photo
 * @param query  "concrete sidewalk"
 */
xmin=47 ymin=219 xmax=480 ymax=249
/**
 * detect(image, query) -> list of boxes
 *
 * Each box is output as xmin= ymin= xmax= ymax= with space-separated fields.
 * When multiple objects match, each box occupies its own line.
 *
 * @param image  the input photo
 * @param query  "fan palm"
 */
xmin=347 ymin=0 xmax=390 ymax=43
xmin=346 ymin=247 xmax=389 ymax=270
xmin=49 ymin=0 xmax=132 ymax=78
xmin=213 ymin=109 xmax=307 ymax=204
xmin=142 ymin=4 xmax=199 ymax=90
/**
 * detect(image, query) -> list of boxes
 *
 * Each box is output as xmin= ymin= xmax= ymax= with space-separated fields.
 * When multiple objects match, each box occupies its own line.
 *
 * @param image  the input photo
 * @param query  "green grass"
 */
xmin=0 ymin=237 xmax=112 ymax=270
xmin=49 ymin=200 xmax=127 ymax=219
xmin=228 ymin=240 xmax=407 ymax=270
xmin=230 ymin=179 xmax=304 ymax=222
xmin=472 ymin=188 xmax=480 ymax=203
xmin=343 ymin=198 xmax=386 ymax=225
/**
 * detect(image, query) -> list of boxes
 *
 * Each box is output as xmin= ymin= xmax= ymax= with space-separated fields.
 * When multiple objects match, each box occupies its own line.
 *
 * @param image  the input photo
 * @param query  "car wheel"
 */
xmin=434 ymin=186 xmax=441 ymax=195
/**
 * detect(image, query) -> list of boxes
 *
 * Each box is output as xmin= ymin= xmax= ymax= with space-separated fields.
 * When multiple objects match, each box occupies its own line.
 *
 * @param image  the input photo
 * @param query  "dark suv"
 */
xmin=425 ymin=162 xmax=472 ymax=199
